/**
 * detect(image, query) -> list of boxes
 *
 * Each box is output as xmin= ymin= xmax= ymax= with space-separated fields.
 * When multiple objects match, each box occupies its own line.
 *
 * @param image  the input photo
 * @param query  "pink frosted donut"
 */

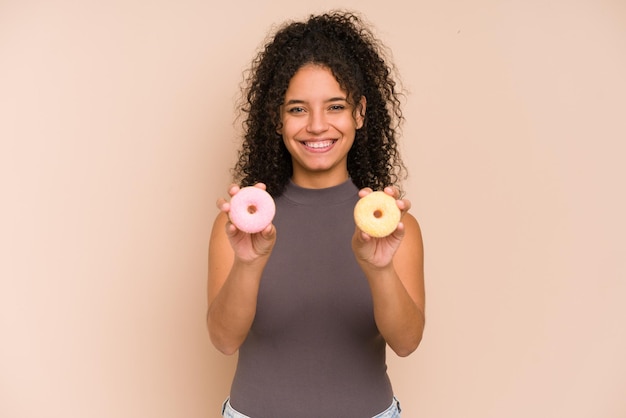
xmin=353 ymin=191 xmax=401 ymax=238
xmin=228 ymin=186 xmax=276 ymax=233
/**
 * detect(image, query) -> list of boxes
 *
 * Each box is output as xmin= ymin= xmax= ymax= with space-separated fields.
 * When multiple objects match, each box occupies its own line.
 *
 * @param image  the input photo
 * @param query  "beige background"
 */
xmin=1 ymin=0 xmax=625 ymax=417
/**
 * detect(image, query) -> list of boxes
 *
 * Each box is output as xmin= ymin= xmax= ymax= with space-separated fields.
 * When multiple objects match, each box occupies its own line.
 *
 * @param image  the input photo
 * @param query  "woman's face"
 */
xmin=278 ymin=64 xmax=365 ymax=188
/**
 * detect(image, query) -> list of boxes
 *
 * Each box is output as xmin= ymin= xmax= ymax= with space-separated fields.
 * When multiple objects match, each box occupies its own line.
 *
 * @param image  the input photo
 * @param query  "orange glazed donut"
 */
xmin=353 ymin=191 xmax=401 ymax=238
xmin=229 ymin=186 xmax=276 ymax=233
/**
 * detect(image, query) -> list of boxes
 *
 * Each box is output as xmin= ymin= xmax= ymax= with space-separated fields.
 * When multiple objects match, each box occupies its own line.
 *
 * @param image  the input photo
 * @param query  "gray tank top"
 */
xmin=229 ymin=180 xmax=393 ymax=417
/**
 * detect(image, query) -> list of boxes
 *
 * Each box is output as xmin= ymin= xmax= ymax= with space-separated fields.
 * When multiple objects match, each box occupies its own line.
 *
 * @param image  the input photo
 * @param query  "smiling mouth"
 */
xmin=302 ymin=140 xmax=337 ymax=150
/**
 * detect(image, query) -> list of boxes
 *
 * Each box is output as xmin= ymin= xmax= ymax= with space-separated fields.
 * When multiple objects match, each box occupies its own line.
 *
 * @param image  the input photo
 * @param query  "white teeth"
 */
xmin=304 ymin=140 xmax=334 ymax=149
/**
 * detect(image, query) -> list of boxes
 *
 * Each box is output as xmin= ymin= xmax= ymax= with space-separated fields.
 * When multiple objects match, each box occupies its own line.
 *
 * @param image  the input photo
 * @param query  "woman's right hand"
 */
xmin=217 ymin=183 xmax=277 ymax=264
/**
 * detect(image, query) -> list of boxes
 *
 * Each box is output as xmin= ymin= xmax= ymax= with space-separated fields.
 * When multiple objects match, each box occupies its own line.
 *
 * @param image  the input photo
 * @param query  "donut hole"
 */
xmin=247 ymin=205 xmax=258 ymax=214
xmin=373 ymin=209 xmax=383 ymax=219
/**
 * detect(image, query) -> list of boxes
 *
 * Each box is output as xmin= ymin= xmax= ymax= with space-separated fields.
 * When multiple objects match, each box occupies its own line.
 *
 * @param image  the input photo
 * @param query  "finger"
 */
xmin=397 ymin=198 xmax=411 ymax=215
xmin=216 ymin=198 xmax=231 ymax=212
xmin=358 ymin=187 xmax=374 ymax=198
xmin=394 ymin=221 xmax=406 ymax=237
xmin=352 ymin=225 xmax=373 ymax=242
xmin=228 ymin=184 xmax=240 ymax=197
xmin=224 ymin=219 xmax=238 ymax=237
xmin=360 ymin=230 xmax=373 ymax=241
xmin=383 ymin=185 xmax=401 ymax=199
xmin=260 ymin=223 xmax=276 ymax=239
xmin=253 ymin=182 xmax=268 ymax=191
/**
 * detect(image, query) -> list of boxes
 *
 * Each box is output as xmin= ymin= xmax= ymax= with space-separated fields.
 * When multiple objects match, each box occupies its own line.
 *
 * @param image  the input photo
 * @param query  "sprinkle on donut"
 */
xmin=353 ymin=191 xmax=401 ymax=238
xmin=229 ymin=186 xmax=276 ymax=233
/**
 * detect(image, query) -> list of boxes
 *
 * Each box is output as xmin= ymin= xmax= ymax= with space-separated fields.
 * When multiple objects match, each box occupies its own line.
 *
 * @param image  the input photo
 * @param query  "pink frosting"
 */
xmin=229 ymin=186 xmax=276 ymax=233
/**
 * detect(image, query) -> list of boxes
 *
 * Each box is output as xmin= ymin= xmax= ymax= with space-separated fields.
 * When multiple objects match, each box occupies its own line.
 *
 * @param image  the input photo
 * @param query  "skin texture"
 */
xmin=278 ymin=64 xmax=365 ymax=188
xmin=207 ymin=64 xmax=425 ymax=357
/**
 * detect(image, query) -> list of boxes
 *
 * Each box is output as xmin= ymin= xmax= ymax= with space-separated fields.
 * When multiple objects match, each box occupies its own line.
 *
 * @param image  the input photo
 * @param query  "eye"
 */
xmin=329 ymin=104 xmax=346 ymax=111
xmin=287 ymin=106 xmax=306 ymax=114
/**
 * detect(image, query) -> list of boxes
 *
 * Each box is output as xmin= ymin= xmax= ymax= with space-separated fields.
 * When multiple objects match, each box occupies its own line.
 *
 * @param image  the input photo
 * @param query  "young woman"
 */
xmin=207 ymin=11 xmax=425 ymax=418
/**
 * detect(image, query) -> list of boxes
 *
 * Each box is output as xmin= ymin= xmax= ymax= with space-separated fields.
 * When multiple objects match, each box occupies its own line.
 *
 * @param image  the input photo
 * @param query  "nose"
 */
xmin=306 ymin=110 xmax=328 ymax=134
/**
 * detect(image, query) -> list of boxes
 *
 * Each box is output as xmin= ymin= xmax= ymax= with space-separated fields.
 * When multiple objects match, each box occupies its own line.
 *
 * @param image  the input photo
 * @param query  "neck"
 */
xmin=290 ymin=171 xmax=350 ymax=189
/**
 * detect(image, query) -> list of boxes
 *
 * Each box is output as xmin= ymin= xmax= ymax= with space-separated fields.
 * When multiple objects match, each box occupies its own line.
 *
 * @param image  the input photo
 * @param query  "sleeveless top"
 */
xmin=229 ymin=180 xmax=393 ymax=418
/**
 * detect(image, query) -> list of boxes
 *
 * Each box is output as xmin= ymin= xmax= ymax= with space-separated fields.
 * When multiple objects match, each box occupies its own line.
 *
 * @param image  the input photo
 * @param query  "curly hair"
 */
xmin=233 ymin=10 xmax=407 ymax=197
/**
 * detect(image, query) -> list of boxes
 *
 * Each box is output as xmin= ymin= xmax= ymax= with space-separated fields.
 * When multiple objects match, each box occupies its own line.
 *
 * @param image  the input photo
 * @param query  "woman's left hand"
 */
xmin=351 ymin=186 xmax=411 ymax=269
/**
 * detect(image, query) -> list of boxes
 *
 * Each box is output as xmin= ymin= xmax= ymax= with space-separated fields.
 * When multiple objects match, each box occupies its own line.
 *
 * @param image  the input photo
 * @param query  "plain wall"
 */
xmin=1 ymin=0 xmax=624 ymax=417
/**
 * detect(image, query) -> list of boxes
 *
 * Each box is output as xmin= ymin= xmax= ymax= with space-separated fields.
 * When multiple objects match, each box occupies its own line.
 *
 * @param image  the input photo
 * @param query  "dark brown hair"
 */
xmin=233 ymin=10 xmax=407 ymax=196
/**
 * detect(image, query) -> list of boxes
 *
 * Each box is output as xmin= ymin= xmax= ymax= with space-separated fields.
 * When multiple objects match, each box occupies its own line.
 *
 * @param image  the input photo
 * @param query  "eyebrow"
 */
xmin=284 ymin=97 xmax=348 ymax=105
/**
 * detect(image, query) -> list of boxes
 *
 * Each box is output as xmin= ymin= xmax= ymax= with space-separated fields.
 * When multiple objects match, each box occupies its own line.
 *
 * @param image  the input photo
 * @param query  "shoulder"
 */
xmin=209 ymin=211 xmax=231 ymax=253
xmin=396 ymin=212 xmax=424 ymax=260
xmin=210 ymin=211 xmax=229 ymax=236
xmin=402 ymin=212 xmax=422 ymax=240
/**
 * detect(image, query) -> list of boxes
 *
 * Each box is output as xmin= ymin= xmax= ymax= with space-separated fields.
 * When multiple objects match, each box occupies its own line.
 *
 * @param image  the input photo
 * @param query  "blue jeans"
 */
xmin=221 ymin=397 xmax=401 ymax=418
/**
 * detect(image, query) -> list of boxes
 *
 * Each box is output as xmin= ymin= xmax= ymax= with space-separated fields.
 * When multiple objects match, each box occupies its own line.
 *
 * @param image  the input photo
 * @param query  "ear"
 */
xmin=355 ymin=96 xmax=367 ymax=129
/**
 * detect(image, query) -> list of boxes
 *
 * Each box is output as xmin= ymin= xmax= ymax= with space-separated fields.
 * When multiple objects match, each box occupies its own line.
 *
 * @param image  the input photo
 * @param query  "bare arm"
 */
xmin=206 ymin=185 xmax=276 ymax=355
xmin=352 ymin=188 xmax=425 ymax=357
